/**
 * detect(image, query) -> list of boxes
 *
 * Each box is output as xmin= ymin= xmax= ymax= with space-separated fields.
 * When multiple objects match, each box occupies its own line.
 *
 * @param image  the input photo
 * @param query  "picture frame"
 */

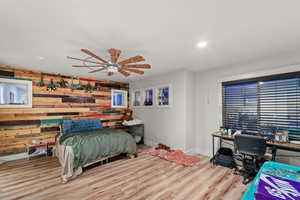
xmin=143 ymin=88 xmax=154 ymax=106
xmin=0 ymin=78 xmax=32 ymax=108
xmin=156 ymin=85 xmax=171 ymax=107
xmin=111 ymin=89 xmax=128 ymax=108
xmin=132 ymin=90 xmax=143 ymax=107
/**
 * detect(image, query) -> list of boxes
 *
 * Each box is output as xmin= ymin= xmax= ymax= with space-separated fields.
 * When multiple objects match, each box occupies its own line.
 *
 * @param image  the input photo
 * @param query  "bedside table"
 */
xmin=125 ymin=124 xmax=144 ymax=144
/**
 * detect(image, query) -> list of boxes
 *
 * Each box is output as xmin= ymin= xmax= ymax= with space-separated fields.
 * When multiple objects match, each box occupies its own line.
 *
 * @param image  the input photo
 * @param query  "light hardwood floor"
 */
xmin=0 ymin=153 xmax=247 ymax=200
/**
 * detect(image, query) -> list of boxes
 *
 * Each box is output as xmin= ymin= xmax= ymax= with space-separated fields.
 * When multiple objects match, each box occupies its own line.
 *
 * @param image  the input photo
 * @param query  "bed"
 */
xmin=56 ymin=119 xmax=137 ymax=183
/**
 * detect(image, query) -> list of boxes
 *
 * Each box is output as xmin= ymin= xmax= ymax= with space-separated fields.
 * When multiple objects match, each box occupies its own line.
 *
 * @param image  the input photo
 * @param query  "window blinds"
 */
xmin=223 ymin=73 xmax=300 ymax=141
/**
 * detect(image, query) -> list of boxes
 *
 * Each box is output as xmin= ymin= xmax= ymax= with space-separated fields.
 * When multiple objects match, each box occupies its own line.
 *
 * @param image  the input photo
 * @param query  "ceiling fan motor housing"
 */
xmin=107 ymin=65 xmax=119 ymax=73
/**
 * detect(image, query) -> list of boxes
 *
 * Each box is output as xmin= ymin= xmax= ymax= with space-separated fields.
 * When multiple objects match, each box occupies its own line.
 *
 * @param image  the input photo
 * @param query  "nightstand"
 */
xmin=125 ymin=124 xmax=144 ymax=144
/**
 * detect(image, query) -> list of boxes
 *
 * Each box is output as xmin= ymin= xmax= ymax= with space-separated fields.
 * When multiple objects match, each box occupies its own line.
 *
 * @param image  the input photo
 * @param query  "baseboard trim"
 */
xmin=184 ymin=149 xmax=196 ymax=155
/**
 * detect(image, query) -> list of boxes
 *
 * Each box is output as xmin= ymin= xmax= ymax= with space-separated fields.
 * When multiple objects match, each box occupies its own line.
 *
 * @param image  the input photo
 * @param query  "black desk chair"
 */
xmin=234 ymin=134 xmax=267 ymax=184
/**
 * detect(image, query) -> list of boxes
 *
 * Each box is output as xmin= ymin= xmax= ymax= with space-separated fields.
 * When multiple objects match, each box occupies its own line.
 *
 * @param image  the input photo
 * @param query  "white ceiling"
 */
xmin=1 ymin=0 xmax=300 ymax=81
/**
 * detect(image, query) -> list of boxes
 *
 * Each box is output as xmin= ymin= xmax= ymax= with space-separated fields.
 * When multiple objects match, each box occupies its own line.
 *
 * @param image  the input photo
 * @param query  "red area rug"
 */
xmin=142 ymin=148 xmax=200 ymax=166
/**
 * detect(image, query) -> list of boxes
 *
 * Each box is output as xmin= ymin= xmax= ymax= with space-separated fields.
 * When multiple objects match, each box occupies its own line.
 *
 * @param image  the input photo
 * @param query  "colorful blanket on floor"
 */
xmin=142 ymin=148 xmax=200 ymax=166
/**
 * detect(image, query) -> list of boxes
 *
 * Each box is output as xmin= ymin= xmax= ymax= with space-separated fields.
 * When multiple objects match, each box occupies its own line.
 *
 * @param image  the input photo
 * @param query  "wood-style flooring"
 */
xmin=0 ymin=153 xmax=247 ymax=200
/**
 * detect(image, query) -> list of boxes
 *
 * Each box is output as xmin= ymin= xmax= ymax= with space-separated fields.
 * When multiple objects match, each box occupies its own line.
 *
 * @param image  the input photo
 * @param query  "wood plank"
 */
xmin=0 ymin=128 xmax=41 ymax=138
xmin=0 ymin=108 xmax=91 ymax=114
xmin=0 ymin=114 xmax=80 ymax=121
xmin=32 ymin=97 xmax=62 ymax=103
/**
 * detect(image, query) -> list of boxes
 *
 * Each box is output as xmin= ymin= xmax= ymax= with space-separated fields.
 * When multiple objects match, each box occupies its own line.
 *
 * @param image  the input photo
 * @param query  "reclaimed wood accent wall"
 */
xmin=0 ymin=65 xmax=129 ymax=156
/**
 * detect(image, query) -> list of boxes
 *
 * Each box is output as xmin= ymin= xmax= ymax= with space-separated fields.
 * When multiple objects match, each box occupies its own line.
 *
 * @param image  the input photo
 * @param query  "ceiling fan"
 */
xmin=67 ymin=49 xmax=151 ymax=77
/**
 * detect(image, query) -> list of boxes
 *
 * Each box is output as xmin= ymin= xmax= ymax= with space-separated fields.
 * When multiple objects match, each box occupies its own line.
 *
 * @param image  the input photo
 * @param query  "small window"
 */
xmin=111 ymin=89 xmax=128 ymax=108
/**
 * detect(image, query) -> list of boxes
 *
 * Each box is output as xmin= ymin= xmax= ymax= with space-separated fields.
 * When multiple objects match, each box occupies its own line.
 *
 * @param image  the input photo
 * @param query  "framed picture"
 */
xmin=0 ymin=78 xmax=32 ymax=108
xmin=132 ymin=90 xmax=143 ymax=107
xmin=144 ymin=88 xmax=154 ymax=106
xmin=111 ymin=89 xmax=128 ymax=108
xmin=156 ymin=85 xmax=171 ymax=107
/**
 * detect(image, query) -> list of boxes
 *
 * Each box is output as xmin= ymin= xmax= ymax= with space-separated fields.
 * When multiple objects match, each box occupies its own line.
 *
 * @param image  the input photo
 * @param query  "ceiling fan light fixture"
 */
xmin=107 ymin=65 xmax=118 ymax=73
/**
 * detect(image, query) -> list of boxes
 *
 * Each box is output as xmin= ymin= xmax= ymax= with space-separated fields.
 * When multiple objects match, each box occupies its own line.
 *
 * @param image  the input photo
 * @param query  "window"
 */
xmin=223 ymin=71 xmax=300 ymax=141
xmin=111 ymin=89 xmax=128 ymax=108
xmin=223 ymin=82 xmax=258 ymax=133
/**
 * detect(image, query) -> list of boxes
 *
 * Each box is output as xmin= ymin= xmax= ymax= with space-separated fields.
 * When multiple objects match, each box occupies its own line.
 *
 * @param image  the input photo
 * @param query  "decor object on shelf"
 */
xmin=69 ymin=76 xmax=77 ymax=91
xmin=0 ymin=77 xmax=32 ymax=108
xmin=121 ymin=108 xmax=134 ymax=121
xmin=144 ymin=88 xmax=154 ymax=106
xmin=36 ymin=73 xmax=45 ymax=87
xmin=133 ymin=90 xmax=142 ymax=106
xmin=57 ymin=78 xmax=68 ymax=88
xmin=67 ymin=48 xmax=151 ymax=77
xmin=84 ymin=82 xmax=93 ymax=93
xmin=157 ymin=85 xmax=171 ymax=107
xmin=69 ymin=77 xmax=83 ymax=91
xmin=47 ymin=79 xmax=57 ymax=91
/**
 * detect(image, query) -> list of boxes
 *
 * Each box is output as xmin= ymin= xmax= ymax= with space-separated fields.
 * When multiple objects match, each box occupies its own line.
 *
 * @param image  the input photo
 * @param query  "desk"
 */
xmin=212 ymin=132 xmax=300 ymax=161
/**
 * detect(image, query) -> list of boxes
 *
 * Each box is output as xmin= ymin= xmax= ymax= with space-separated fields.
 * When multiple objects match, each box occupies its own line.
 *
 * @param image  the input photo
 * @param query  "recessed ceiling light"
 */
xmin=37 ymin=56 xmax=45 ymax=60
xmin=197 ymin=41 xmax=207 ymax=48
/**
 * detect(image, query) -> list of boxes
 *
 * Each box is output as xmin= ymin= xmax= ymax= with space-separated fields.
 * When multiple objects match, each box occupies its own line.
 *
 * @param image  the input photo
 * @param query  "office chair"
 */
xmin=234 ymin=134 xmax=267 ymax=184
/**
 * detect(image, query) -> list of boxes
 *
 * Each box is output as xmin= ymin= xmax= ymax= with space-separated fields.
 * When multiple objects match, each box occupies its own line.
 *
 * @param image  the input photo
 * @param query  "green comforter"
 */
xmin=60 ymin=129 xmax=137 ymax=168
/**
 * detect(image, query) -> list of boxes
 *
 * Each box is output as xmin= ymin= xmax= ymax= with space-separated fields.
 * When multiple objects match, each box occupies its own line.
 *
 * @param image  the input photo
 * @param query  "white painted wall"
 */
xmin=130 ymin=70 xmax=196 ymax=152
xmin=194 ymin=51 xmax=300 ymax=165
xmin=130 ymin=51 xmax=300 ymax=165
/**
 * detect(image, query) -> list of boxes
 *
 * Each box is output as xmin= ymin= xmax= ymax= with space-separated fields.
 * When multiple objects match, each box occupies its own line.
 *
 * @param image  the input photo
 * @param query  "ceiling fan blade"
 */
xmin=89 ymin=68 xmax=106 ymax=73
xmin=122 ymin=64 xmax=151 ymax=69
xmin=122 ymin=68 xmax=144 ymax=75
xmin=118 ymin=69 xmax=130 ymax=77
xmin=67 ymin=56 xmax=103 ymax=65
xmin=109 ymin=48 xmax=122 ymax=63
xmin=72 ymin=65 xmax=104 ymax=68
xmin=118 ymin=56 xmax=145 ymax=65
xmin=108 ymin=72 xmax=114 ymax=76
xmin=81 ymin=49 xmax=108 ymax=63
